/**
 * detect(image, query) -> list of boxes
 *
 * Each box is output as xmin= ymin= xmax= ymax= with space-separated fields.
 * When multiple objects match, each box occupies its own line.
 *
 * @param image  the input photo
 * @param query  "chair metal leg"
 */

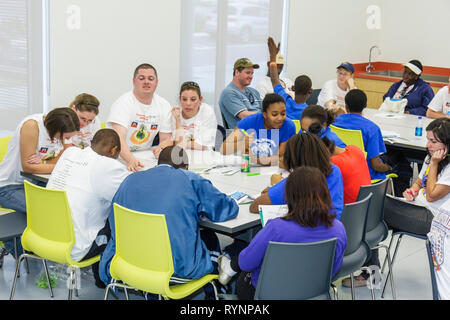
xmin=13 ymin=238 xmax=20 ymax=278
xmin=331 ymin=283 xmax=338 ymax=300
xmin=68 ymin=267 xmax=74 ymax=300
xmin=42 ymin=260 xmax=54 ymax=298
xmin=210 ymin=280 xmax=219 ymax=300
xmin=104 ymin=279 xmax=117 ymax=300
xmin=379 ymin=244 xmax=397 ymax=300
xmin=124 ymin=287 xmax=129 ymax=300
xmin=381 ymin=234 xmax=396 ymax=273
xmin=9 ymin=253 xmax=26 ymax=300
xmin=350 ymin=273 xmax=355 ymax=300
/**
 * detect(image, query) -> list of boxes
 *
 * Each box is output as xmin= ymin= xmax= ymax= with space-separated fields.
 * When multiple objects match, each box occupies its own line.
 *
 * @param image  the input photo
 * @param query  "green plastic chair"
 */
xmin=104 ymin=203 xmax=219 ymax=300
xmin=0 ymin=136 xmax=11 ymax=163
xmin=292 ymin=120 xmax=301 ymax=134
xmin=9 ymin=180 xmax=100 ymax=300
xmin=329 ymin=125 xmax=366 ymax=156
xmin=329 ymin=125 xmax=398 ymax=187
xmin=0 ymin=136 xmax=15 ymax=213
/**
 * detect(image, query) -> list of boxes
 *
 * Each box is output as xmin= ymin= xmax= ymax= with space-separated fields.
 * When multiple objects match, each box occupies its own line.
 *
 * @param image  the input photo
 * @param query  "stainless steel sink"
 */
xmin=363 ymin=70 xmax=449 ymax=83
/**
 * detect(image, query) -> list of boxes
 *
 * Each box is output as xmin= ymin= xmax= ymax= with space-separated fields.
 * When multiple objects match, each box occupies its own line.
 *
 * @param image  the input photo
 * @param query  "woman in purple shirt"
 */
xmin=218 ymin=166 xmax=347 ymax=299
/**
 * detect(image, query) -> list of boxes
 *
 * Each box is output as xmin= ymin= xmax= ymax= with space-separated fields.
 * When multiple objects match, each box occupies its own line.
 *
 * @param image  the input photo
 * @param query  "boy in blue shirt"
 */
xmin=220 ymin=93 xmax=296 ymax=166
xmin=333 ymin=89 xmax=392 ymax=180
xmin=267 ymin=37 xmax=312 ymax=120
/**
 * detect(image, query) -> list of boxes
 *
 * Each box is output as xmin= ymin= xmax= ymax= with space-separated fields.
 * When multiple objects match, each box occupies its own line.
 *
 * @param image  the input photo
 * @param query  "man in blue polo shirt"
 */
xmin=267 ymin=37 xmax=312 ymax=120
xmin=219 ymin=58 xmax=262 ymax=129
xmin=333 ymin=89 xmax=392 ymax=180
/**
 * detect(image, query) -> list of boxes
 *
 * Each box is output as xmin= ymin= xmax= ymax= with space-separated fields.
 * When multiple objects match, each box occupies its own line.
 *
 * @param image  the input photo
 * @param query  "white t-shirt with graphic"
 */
xmin=428 ymin=86 xmax=450 ymax=116
xmin=107 ymin=91 xmax=172 ymax=151
xmin=317 ymin=79 xmax=349 ymax=108
xmin=69 ymin=116 xmax=101 ymax=148
xmin=257 ymin=76 xmax=294 ymax=99
xmin=170 ymin=103 xmax=217 ymax=149
xmin=415 ymin=159 xmax=450 ymax=216
xmin=0 ymin=113 xmax=64 ymax=188
xmin=46 ymin=147 xmax=130 ymax=261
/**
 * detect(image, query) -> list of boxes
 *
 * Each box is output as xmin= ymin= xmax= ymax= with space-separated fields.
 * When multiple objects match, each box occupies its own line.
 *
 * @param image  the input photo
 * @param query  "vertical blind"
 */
xmin=180 ymin=0 xmax=289 ymax=126
xmin=0 ymin=0 xmax=28 ymax=133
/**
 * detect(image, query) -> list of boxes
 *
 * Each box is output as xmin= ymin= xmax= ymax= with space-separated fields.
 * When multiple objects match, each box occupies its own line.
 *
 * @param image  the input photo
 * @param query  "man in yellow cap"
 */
xmin=256 ymin=53 xmax=294 ymax=99
xmin=219 ymin=58 xmax=262 ymax=129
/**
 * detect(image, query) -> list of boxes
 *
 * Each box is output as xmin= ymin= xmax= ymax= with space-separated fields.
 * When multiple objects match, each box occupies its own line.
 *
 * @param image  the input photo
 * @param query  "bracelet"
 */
xmin=269 ymin=62 xmax=277 ymax=67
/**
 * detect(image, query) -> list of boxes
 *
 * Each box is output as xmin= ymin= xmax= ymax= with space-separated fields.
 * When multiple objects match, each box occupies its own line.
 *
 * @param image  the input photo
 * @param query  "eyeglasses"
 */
xmin=336 ymin=71 xmax=351 ymax=77
xmin=181 ymin=81 xmax=200 ymax=89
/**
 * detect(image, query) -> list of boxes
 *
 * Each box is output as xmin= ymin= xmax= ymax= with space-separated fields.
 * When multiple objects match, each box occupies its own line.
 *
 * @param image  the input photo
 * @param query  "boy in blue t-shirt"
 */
xmin=333 ymin=89 xmax=392 ymax=180
xmin=220 ymin=93 xmax=296 ymax=166
xmin=267 ymin=37 xmax=312 ymax=120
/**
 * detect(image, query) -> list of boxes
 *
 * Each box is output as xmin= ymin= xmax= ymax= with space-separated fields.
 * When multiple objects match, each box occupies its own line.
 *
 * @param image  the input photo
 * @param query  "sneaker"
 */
xmin=341 ymin=275 xmax=368 ymax=288
xmin=218 ymin=255 xmax=237 ymax=285
xmin=0 ymin=247 xmax=9 ymax=268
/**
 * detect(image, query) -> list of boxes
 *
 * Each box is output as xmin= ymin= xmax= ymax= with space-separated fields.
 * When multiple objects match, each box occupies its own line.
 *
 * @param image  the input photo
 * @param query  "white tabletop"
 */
xmin=362 ymin=108 xmax=431 ymax=151
xmin=131 ymin=149 xmax=274 ymax=236
xmin=23 ymin=149 xmax=274 ymax=236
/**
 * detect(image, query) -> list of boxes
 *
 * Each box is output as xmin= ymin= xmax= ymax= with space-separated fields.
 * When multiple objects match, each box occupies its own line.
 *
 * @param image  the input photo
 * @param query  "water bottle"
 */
xmin=414 ymin=116 xmax=423 ymax=138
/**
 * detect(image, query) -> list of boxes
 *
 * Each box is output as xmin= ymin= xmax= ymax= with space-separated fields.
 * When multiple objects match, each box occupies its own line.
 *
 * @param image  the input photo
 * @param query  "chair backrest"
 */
xmin=215 ymin=124 xmax=227 ymax=151
xmin=306 ymin=89 xmax=321 ymax=105
xmin=329 ymin=125 xmax=366 ymax=155
xmin=384 ymin=194 xmax=433 ymax=236
xmin=292 ymin=120 xmax=301 ymax=133
xmin=357 ymin=178 xmax=389 ymax=245
xmin=254 ymin=238 xmax=337 ymax=300
xmin=100 ymin=121 xmax=106 ymax=129
xmin=111 ymin=203 xmax=174 ymax=295
xmin=0 ymin=136 xmax=11 ymax=163
xmin=426 ymin=240 xmax=440 ymax=300
xmin=23 ymin=180 xmax=75 ymax=264
xmin=340 ymin=193 xmax=372 ymax=255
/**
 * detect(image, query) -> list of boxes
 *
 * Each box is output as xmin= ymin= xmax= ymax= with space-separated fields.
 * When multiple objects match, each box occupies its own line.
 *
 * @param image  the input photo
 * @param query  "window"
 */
xmin=0 ymin=0 xmax=49 ymax=133
xmin=180 ymin=0 xmax=289 ymax=126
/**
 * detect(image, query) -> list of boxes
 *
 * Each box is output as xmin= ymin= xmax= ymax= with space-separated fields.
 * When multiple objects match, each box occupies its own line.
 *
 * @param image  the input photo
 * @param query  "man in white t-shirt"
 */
xmin=426 ymin=77 xmax=450 ymax=119
xmin=256 ymin=53 xmax=294 ymax=99
xmin=317 ymin=62 xmax=357 ymax=112
xmin=47 ymin=129 xmax=130 ymax=263
xmin=107 ymin=63 xmax=173 ymax=172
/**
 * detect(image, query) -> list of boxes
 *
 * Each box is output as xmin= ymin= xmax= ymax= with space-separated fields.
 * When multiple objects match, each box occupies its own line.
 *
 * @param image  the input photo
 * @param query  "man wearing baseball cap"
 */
xmin=219 ymin=58 xmax=262 ymax=129
xmin=256 ymin=53 xmax=294 ymax=99
xmin=383 ymin=59 xmax=434 ymax=116
xmin=317 ymin=62 xmax=357 ymax=112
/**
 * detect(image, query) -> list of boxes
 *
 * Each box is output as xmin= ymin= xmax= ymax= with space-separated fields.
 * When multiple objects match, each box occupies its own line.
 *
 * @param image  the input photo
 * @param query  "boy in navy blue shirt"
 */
xmin=333 ymin=89 xmax=392 ymax=180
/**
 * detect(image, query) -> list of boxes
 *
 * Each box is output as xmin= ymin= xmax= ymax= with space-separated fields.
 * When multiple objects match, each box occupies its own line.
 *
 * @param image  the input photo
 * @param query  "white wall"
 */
xmin=49 ymin=0 xmax=181 ymax=121
xmin=380 ymin=0 xmax=450 ymax=69
xmin=285 ymin=0 xmax=383 ymax=90
xmin=285 ymin=0 xmax=448 ymax=91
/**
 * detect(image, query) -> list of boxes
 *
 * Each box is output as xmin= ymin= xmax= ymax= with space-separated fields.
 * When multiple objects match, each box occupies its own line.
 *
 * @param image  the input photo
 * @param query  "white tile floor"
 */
xmin=0 ymin=231 xmax=433 ymax=300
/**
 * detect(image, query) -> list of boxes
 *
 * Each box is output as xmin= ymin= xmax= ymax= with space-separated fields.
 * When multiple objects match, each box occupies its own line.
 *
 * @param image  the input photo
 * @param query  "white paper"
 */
xmin=258 ymin=205 xmax=289 ymax=227
xmin=381 ymin=130 xmax=400 ymax=138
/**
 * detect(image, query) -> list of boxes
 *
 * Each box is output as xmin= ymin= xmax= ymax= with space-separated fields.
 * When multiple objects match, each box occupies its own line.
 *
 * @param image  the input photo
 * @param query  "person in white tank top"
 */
xmin=171 ymin=81 xmax=218 ymax=150
xmin=0 ymin=108 xmax=80 ymax=260
xmin=67 ymin=93 xmax=102 ymax=148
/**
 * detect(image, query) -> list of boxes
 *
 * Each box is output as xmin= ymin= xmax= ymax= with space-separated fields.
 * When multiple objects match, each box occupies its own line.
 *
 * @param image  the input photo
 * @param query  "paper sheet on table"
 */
xmin=259 ymin=205 xmax=289 ymax=227
xmin=375 ymin=112 xmax=405 ymax=120
xmin=381 ymin=130 xmax=400 ymax=138
xmin=259 ymin=166 xmax=281 ymax=175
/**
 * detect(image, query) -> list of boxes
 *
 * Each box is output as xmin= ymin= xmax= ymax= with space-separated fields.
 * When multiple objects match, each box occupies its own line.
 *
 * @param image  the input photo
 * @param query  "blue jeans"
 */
xmin=0 ymin=184 xmax=26 ymax=257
